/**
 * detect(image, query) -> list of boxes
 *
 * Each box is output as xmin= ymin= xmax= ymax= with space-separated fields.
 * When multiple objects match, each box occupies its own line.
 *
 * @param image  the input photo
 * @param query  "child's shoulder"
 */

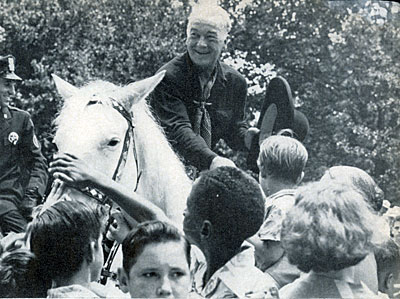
xmin=267 ymin=189 xmax=296 ymax=208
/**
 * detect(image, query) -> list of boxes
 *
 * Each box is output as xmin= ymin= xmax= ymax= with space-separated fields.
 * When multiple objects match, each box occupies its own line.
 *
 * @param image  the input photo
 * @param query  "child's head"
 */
xmin=375 ymin=239 xmax=400 ymax=297
xmin=257 ymin=135 xmax=308 ymax=195
xmin=119 ymin=220 xmax=190 ymax=298
xmin=391 ymin=215 xmax=400 ymax=245
xmin=281 ymin=181 xmax=381 ymax=273
xmin=183 ymin=166 xmax=265 ymax=251
xmin=320 ymin=165 xmax=384 ymax=212
xmin=0 ymin=249 xmax=43 ymax=298
xmin=28 ymin=200 xmax=106 ymax=287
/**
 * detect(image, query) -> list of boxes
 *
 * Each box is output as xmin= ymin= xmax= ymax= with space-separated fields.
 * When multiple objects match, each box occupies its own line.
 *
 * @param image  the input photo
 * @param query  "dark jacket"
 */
xmin=0 ymin=106 xmax=48 ymax=214
xmin=151 ymin=52 xmax=248 ymax=170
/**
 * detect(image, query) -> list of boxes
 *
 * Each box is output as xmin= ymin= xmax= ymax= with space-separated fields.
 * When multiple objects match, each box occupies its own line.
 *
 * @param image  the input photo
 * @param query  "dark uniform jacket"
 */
xmin=151 ymin=52 xmax=248 ymax=170
xmin=0 ymin=105 xmax=48 ymax=215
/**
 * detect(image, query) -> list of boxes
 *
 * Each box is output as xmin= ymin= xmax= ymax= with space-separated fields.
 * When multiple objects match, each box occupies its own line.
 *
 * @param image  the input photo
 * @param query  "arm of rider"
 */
xmin=49 ymin=153 xmax=170 ymax=224
xmin=209 ymin=155 xmax=236 ymax=170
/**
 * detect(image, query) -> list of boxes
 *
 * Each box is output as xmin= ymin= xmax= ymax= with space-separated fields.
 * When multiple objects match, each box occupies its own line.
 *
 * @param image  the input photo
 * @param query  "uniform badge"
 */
xmin=8 ymin=132 xmax=19 ymax=145
xmin=33 ymin=134 xmax=40 ymax=149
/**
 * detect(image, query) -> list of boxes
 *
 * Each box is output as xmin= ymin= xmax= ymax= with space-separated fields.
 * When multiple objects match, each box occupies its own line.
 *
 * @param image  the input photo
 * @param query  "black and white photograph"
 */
xmin=0 ymin=0 xmax=399 ymax=297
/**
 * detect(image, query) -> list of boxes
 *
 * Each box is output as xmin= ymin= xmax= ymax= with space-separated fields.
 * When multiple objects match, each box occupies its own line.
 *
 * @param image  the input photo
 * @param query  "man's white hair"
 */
xmin=187 ymin=4 xmax=232 ymax=40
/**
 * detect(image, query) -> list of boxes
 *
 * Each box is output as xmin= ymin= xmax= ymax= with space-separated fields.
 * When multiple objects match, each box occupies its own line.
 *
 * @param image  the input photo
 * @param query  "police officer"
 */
xmin=0 ymin=55 xmax=48 ymax=234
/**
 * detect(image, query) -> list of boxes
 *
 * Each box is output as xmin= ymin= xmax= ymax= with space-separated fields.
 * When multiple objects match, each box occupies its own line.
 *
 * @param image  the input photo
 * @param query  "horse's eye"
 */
xmin=108 ymin=139 xmax=120 ymax=147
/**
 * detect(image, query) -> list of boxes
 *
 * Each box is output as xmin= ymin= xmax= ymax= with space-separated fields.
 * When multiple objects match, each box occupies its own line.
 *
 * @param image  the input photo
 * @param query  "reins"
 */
xmin=72 ymin=98 xmax=142 ymax=285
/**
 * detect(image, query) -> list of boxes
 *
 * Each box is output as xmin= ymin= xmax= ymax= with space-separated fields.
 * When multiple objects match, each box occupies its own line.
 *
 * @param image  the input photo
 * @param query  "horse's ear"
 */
xmin=51 ymin=74 xmax=79 ymax=99
xmin=122 ymin=70 xmax=166 ymax=109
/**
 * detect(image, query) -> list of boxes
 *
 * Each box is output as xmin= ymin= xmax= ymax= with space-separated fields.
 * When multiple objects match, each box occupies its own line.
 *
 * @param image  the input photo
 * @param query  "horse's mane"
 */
xmin=133 ymin=98 xmax=191 ymax=222
xmin=54 ymin=80 xmax=192 ymax=224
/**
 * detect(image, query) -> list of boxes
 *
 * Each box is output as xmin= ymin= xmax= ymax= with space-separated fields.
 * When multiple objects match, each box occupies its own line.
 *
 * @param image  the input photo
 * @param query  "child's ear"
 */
xmin=117 ymin=267 xmax=129 ymax=294
xmin=200 ymin=220 xmax=212 ymax=240
xmin=296 ymin=171 xmax=305 ymax=185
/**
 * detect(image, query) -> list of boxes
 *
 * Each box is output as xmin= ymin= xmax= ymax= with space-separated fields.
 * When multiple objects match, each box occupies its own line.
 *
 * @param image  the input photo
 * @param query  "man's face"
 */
xmin=186 ymin=21 xmax=226 ymax=71
xmin=0 ymin=78 xmax=16 ymax=106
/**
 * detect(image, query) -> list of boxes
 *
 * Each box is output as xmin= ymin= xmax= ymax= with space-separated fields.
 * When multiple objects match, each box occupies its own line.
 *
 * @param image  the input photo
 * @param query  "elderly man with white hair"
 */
xmin=151 ymin=3 xmax=307 ymax=172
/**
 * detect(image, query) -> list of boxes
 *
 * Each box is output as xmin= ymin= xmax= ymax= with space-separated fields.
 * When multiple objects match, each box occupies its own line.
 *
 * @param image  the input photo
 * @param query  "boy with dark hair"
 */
xmin=28 ymin=200 xmax=117 ymax=297
xmin=119 ymin=220 xmax=191 ymax=298
xmin=249 ymin=135 xmax=308 ymax=289
xmin=183 ymin=166 xmax=277 ymax=298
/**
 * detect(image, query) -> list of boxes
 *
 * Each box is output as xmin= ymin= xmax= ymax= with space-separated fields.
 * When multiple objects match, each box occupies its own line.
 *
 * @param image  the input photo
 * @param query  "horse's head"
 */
xmin=52 ymin=71 xmax=165 ymax=190
xmin=51 ymin=70 xmax=191 ymax=226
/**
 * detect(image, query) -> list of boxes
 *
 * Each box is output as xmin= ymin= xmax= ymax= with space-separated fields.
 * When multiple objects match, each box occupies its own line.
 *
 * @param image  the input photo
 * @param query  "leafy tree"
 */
xmin=220 ymin=0 xmax=400 ymax=205
xmin=1 ymin=0 xmax=398 ymax=205
xmin=0 ymin=0 xmax=190 ymax=160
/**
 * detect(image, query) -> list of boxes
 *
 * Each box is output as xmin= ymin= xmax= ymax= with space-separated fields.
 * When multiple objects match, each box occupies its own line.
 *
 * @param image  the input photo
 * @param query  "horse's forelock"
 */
xmin=55 ymin=80 xmax=119 ymax=126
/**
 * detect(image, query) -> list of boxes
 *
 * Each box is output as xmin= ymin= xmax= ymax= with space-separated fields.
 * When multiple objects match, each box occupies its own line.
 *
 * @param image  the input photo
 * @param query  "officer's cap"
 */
xmin=0 ymin=55 xmax=22 ymax=81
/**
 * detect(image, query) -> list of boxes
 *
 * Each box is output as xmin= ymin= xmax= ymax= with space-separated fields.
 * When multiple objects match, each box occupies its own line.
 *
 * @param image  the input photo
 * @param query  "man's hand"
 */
xmin=49 ymin=153 xmax=100 ymax=189
xmin=209 ymin=156 xmax=236 ymax=170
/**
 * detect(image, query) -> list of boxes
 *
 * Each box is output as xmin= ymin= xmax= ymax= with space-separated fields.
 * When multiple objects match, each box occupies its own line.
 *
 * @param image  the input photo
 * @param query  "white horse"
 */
xmin=51 ymin=72 xmax=192 ymax=226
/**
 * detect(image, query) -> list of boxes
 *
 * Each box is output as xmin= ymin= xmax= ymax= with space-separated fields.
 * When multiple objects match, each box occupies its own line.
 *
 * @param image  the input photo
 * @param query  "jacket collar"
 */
xmin=0 ymin=105 xmax=12 ymax=134
xmin=1 ymin=105 xmax=12 ymax=120
xmin=184 ymin=52 xmax=227 ymax=87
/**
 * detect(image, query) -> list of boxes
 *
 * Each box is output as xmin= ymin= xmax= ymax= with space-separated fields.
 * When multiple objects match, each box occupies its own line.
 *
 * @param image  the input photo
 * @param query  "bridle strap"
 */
xmin=74 ymin=98 xmax=141 ymax=205
xmin=111 ymin=126 xmax=131 ymax=182
xmin=100 ymin=98 xmax=142 ymax=284
xmin=109 ymin=98 xmax=140 ymax=185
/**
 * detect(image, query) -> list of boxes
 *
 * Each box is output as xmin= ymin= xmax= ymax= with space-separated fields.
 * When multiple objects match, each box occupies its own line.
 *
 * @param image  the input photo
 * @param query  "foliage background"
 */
xmin=1 ymin=0 xmax=399 ymax=205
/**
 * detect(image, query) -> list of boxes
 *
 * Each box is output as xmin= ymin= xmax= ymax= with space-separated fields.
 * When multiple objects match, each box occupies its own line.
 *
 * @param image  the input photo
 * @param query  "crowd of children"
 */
xmin=0 ymin=132 xmax=398 ymax=298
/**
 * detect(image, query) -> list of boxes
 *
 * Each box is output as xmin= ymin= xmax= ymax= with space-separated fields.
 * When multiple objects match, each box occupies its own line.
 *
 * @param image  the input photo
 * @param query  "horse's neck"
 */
xmin=133 ymin=103 xmax=192 ymax=226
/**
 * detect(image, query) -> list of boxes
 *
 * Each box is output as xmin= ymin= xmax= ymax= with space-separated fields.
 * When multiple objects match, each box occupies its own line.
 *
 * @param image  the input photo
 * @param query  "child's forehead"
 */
xmin=131 ymin=241 xmax=188 ymax=268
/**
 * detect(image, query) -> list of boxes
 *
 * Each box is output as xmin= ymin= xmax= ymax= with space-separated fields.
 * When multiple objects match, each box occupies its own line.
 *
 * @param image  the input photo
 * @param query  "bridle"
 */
xmin=71 ymin=97 xmax=142 ymax=284
xmin=75 ymin=98 xmax=142 ymax=205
